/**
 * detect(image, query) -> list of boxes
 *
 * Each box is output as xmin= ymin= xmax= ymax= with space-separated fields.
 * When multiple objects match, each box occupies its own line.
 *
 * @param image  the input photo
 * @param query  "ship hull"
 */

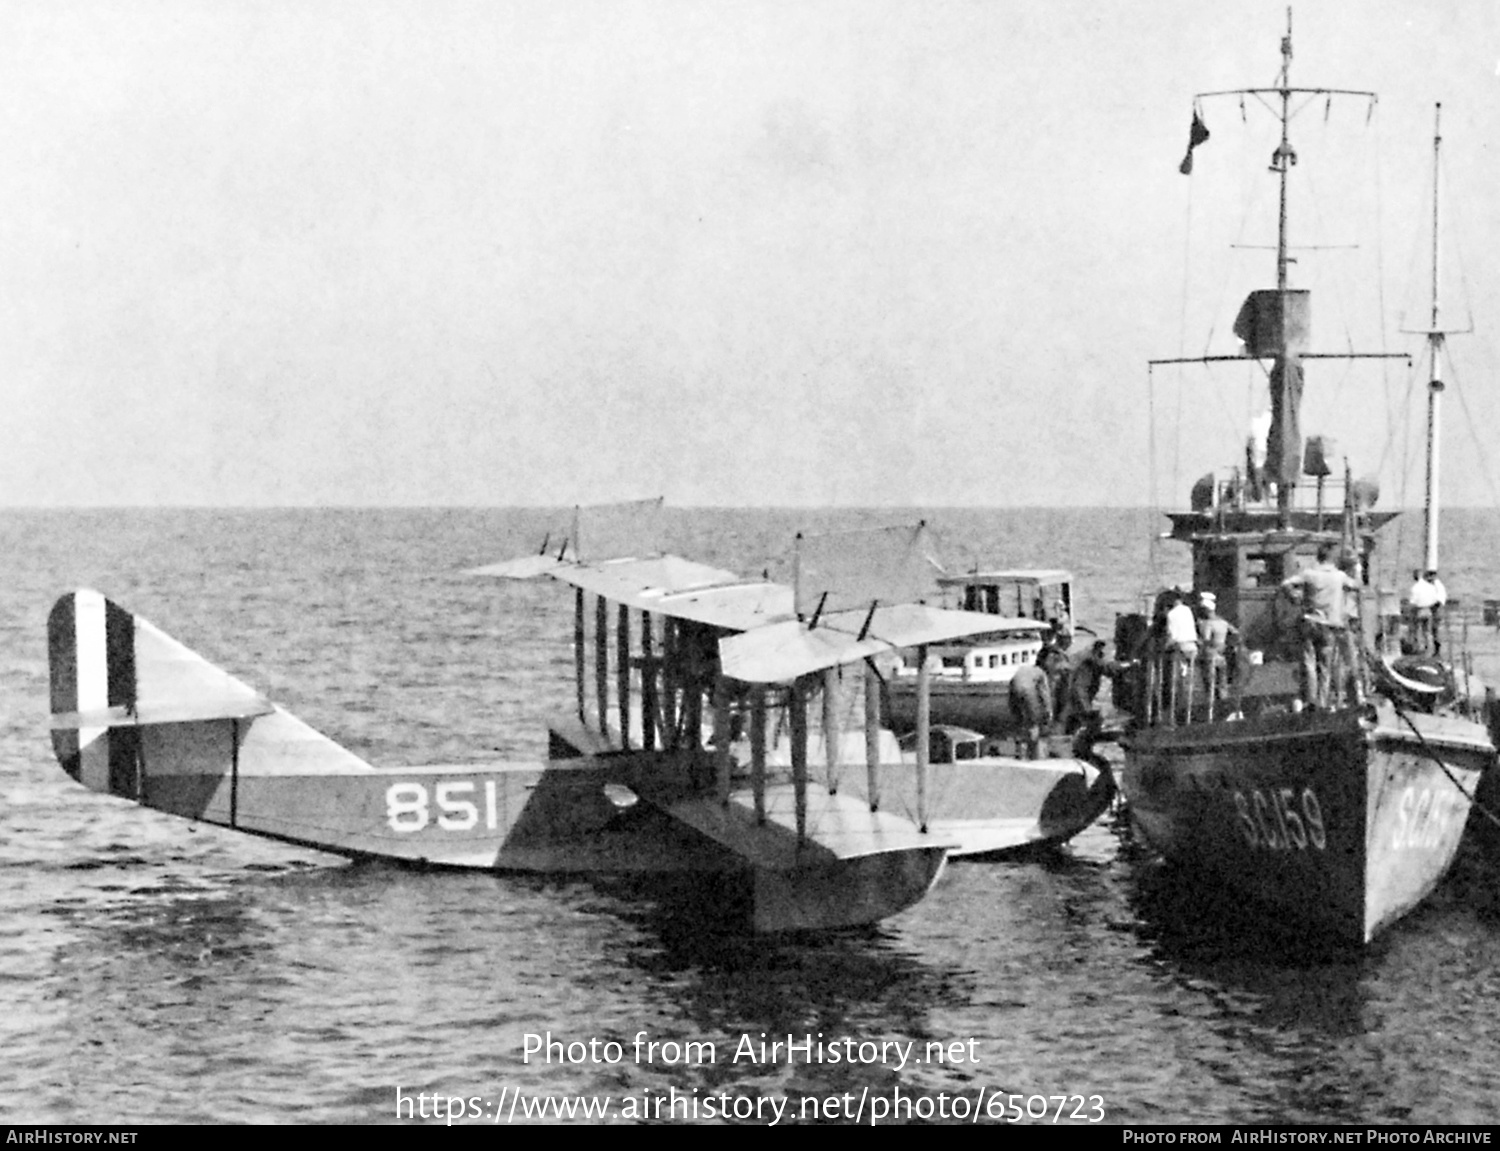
xmin=1121 ymin=703 xmax=1488 ymax=943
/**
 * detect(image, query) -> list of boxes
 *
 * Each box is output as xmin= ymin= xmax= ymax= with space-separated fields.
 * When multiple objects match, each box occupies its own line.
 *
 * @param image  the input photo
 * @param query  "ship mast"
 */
xmin=1422 ymin=104 xmax=1445 ymax=574
xmin=1272 ymin=11 xmax=1295 ymax=526
xmin=1274 ymin=14 xmax=1293 ymax=296
xmin=1151 ymin=8 xmax=1394 ymax=540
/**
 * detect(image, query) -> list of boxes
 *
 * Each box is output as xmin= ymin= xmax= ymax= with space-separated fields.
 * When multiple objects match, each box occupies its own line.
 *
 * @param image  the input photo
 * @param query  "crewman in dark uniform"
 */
xmin=1008 ymin=658 xmax=1054 ymax=759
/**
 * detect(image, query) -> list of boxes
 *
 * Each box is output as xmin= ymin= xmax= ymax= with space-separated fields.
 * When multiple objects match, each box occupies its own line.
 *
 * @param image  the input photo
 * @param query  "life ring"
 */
xmin=1376 ymin=653 xmax=1448 ymax=698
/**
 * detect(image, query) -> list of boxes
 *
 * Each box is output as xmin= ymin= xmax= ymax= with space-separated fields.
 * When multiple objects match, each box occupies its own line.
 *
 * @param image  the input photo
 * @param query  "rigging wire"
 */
xmin=1445 ymin=356 xmax=1500 ymax=509
xmin=1427 ymin=138 xmax=1499 ymax=511
xmin=1295 ymin=147 xmax=1360 ymax=408
xmin=1362 ymin=104 xmax=1424 ymax=589
xmin=1147 ymin=363 xmax=1161 ymax=587
xmin=1369 ymin=102 xmax=1399 ymax=593
xmin=1391 ymin=698 xmax=1500 ymax=831
xmin=1372 ymin=364 xmax=1421 ymax=490
xmin=1148 ymin=142 xmax=1205 ymax=593
xmin=1203 ymin=129 xmax=1270 ymax=357
xmin=1172 ymin=368 xmax=1183 ymax=522
xmin=1387 ymin=356 xmax=1420 ymax=581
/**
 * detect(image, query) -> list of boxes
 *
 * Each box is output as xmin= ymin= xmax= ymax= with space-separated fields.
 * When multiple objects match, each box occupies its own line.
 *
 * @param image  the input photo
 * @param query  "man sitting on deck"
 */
xmin=1282 ymin=543 xmax=1360 ymax=710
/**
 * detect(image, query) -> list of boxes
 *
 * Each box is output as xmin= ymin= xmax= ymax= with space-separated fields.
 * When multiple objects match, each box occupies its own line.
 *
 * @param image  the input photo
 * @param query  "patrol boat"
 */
xmin=1116 ymin=17 xmax=1493 ymax=945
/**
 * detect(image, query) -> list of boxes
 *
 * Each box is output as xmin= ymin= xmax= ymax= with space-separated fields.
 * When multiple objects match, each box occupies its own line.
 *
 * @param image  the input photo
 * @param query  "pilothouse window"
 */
xmin=962 ymin=585 xmax=1001 ymax=614
xmin=1246 ymin=553 xmax=1288 ymax=586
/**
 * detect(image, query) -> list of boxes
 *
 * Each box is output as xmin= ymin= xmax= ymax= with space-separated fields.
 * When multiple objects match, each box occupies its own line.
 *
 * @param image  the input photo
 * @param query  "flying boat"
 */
xmin=46 ymin=501 xmax=1112 ymax=932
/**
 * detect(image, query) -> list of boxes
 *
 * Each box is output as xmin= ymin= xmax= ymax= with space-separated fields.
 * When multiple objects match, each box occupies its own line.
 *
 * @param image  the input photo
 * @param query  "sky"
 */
xmin=2 ymin=0 xmax=1498 ymax=508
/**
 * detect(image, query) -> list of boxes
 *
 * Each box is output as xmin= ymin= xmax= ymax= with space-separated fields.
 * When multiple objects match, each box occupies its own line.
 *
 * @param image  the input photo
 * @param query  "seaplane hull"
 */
xmin=554 ymin=713 xmax=1114 ymax=862
xmin=843 ymin=754 xmax=1115 ymax=858
xmin=46 ymin=589 xmax=947 ymax=934
xmin=1122 ymin=705 xmax=1486 ymax=943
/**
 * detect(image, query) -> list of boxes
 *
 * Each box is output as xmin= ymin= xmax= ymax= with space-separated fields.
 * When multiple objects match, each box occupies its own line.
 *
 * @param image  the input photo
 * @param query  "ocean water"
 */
xmin=2 ymin=506 xmax=1499 ymax=1126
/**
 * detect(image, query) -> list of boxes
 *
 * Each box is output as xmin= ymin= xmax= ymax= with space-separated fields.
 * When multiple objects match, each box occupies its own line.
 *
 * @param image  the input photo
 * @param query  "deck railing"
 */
xmin=1139 ymin=635 xmax=1366 ymax=728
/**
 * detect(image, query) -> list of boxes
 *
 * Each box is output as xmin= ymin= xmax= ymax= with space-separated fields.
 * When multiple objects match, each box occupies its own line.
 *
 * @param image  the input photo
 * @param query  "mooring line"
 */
xmin=1391 ymin=701 xmax=1500 ymax=831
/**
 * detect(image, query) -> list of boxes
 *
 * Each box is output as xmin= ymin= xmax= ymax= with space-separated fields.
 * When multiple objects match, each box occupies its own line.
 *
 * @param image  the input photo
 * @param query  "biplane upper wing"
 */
xmin=719 ymin=520 xmax=1055 ymax=682
xmin=472 ymin=552 xmax=797 ymax=632
xmin=718 ymin=604 xmax=1020 ymax=683
xmin=552 ymin=558 xmax=795 ymax=631
xmin=468 ymin=498 xmax=797 ymax=630
xmin=466 ymin=553 xmax=571 ymax=580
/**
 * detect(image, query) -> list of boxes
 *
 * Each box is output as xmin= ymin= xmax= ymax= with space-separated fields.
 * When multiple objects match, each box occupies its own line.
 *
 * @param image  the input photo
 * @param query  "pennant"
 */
xmin=1178 ymin=110 xmax=1210 ymax=175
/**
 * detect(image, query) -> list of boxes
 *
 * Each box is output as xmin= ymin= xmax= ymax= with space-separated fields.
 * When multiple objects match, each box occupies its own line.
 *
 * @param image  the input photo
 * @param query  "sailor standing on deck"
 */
xmin=1008 ymin=657 xmax=1054 ymax=760
xmin=1164 ymin=590 xmax=1200 ymax=719
xmin=1408 ymin=569 xmax=1441 ymax=654
xmin=1165 ymin=591 xmax=1199 ymax=658
xmin=1196 ymin=593 xmax=1238 ymax=708
xmin=1282 ymin=543 xmax=1360 ymax=709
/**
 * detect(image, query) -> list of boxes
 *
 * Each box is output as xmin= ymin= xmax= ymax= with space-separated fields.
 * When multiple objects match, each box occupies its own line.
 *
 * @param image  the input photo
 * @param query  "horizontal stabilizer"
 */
xmin=719 ymin=604 xmax=1015 ymax=683
xmin=49 ymin=590 xmax=272 ymax=730
xmin=50 ymin=697 xmax=274 ymax=730
xmin=48 ymin=589 xmax=286 ymax=789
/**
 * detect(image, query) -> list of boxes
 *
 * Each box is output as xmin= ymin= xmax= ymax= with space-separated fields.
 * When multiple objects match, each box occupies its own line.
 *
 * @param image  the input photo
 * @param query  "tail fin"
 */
xmin=48 ymin=589 xmax=275 ymax=796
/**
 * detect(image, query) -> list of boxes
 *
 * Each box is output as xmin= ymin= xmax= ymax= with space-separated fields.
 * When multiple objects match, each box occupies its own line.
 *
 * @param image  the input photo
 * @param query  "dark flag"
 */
xmin=1178 ymin=110 xmax=1210 ymax=175
xmin=1264 ymin=358 xmax=1305 ymax=487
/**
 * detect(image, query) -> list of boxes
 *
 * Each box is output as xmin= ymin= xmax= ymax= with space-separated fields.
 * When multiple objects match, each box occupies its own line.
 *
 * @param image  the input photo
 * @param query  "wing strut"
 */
xmin=915 ymin=643 xmax=930 ymax=832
